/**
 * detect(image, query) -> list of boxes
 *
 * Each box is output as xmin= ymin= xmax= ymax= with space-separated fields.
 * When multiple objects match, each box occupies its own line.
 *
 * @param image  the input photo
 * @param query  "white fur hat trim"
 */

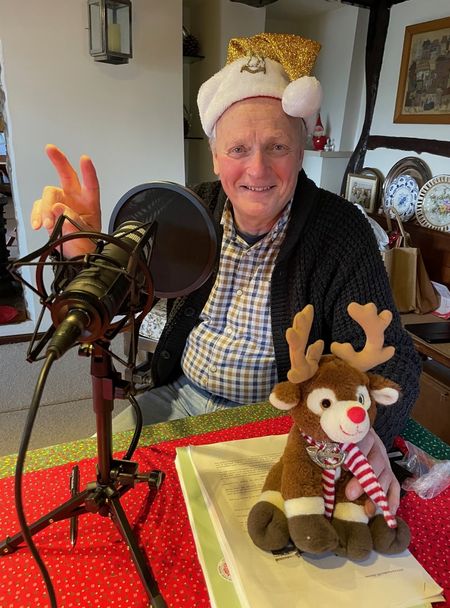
xmin=197 ymin=56 xmax=322 ymax=137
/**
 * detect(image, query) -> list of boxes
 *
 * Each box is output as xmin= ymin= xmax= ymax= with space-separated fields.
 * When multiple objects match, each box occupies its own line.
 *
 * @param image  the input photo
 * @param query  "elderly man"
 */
xmin=31 ymin=34 xmax=421 ymax=513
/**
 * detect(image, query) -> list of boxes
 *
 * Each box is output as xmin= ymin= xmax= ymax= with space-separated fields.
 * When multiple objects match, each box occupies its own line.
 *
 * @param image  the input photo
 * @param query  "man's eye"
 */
xmin=270 ymin=144 xmax=289 ymax=154
xmin=230 ymin=146 xmax=245 ymax=155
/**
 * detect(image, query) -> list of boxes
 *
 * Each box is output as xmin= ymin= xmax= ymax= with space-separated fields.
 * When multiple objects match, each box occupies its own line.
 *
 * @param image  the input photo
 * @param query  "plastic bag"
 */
xmin=398 ymin=440 xmax=450 ymax=499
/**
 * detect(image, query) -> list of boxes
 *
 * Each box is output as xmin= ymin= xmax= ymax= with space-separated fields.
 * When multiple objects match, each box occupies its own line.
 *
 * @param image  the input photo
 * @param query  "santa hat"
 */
xmin=197 ymin=33 xmax=322 ymax=137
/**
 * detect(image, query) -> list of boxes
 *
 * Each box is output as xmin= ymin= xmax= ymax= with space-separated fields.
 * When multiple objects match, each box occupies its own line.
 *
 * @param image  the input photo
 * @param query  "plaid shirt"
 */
xmin=181 ymin=199 xmax=292 ymax=403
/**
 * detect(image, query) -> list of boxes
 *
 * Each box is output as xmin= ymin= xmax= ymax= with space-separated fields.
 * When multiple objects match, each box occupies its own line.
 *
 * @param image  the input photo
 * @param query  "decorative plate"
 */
xmin=382 ymin=157 xmax=432 ymax=204
xmin=384 ymin=174 xmax=419 ymax=221
xmin=415 ymin=175 xmax=450 ymax=232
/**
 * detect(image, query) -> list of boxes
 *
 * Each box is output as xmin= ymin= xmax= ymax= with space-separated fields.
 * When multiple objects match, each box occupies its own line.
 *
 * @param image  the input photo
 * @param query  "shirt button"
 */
xmin=236 ymin=289 xmax=243 ymax=296
xmin=226 ymin=327 xmax=233 ymax=335
xmin=210 ymin=365 xmax=217 ymax=372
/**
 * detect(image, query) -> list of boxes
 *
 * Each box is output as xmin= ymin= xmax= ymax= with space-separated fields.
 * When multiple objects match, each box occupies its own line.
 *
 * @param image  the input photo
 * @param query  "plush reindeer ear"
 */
xmin=269 ymin=381 xmax=301 ymax=411
xmin=368 ymin=373 xmax=401 ymax=405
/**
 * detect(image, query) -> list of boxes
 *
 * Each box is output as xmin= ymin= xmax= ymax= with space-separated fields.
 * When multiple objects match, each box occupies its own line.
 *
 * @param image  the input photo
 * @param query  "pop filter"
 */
xmin=109 ymin=182 xmax=217 ymax=299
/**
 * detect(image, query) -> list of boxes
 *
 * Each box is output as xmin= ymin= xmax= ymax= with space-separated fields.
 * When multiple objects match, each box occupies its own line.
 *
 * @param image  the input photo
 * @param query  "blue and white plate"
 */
xmin=384 ymin=174 xmax=419 ymax=221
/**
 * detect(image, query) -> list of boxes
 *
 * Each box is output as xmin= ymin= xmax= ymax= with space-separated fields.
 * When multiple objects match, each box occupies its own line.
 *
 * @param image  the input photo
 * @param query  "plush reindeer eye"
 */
xmin=307 ymin=388 xmax=336 ymax=415
xmin=356 ymin=385 xmax=370 ymax=409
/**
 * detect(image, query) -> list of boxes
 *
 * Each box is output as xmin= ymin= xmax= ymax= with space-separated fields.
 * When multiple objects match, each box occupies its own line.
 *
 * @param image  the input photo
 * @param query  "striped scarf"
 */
xmin=303 ymin=433 xmax=397 ymax=529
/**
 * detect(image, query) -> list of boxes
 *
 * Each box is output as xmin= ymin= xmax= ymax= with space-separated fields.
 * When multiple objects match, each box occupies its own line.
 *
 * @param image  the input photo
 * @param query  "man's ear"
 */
xmin=212 ymin=151 xmax=220 ymax=177
xmin=298 ymin=146 xmax=304 ymax=172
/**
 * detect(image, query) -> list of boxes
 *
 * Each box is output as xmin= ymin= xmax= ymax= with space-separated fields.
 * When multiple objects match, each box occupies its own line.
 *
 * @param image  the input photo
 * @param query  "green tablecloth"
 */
xmin=0 ymin=403 xmax=448 ymax=480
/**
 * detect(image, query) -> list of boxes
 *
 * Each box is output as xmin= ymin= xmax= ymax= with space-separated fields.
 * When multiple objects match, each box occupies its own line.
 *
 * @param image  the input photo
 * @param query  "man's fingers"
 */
xmin=79 ymin=155 xmax=101 ymax=229
xmin=36 ymin=186 xmax=64 ymax=231
xmin=345 ymin=477 xmax=363 ymax=502
xmin=378 ymin=470 xmax=401 ymax=514
xmin=364 ymin=499 xmax=376 ymax=518
xmin=80 ymin=155 xmax=99 ymax=193
xmin=31 ymin=199 xmax=43 ymax=230
xmin=45 ymin=144 xmax=81 ymax=196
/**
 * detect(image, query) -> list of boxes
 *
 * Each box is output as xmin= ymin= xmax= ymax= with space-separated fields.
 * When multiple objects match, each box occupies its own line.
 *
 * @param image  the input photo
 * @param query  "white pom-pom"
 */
xmin=282 ymin=76 xmax=322 ymax=120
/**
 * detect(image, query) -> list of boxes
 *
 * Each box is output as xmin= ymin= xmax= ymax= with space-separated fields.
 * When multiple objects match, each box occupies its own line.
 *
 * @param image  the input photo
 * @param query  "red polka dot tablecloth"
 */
xmin=0 ymin=414 xmax=448 ymax=607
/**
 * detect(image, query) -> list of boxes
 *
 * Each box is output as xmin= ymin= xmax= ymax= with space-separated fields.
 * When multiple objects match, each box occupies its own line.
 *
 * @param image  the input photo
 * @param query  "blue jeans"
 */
xmin=112 ymin=374 xmax=243 ymax=432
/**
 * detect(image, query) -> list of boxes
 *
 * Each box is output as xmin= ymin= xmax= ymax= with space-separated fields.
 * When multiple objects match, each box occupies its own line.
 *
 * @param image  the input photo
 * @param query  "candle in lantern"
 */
xmin=108 ymin=23 xmax=121 ymax=53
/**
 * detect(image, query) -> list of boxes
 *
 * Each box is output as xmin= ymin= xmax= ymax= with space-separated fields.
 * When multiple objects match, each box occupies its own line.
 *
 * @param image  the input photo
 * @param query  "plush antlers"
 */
xmin=286 ymin=304 xmax=324 ymax=384
xmin=286 ymin=303 xmax=395 ymax=384
xmin=330 ymin=302 xmax=395 ymax=372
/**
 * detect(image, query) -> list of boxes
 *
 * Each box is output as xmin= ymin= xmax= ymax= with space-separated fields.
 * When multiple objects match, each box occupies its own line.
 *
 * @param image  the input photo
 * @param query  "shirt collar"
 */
xmin=221 ymin=197 xmax=293 ymax=245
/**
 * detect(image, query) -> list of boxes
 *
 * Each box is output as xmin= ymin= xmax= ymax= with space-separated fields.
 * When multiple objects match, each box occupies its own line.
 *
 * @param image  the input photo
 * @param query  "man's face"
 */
xmin=212 ymin=97 xmax=304 ymax=235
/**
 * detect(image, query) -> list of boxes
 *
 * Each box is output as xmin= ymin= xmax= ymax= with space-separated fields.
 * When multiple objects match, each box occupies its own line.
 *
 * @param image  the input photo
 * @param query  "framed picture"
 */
xmin=394 ymin=17 xmax=450 ymax=124
xmin=345 ymin=173 xmax=379 ymax=213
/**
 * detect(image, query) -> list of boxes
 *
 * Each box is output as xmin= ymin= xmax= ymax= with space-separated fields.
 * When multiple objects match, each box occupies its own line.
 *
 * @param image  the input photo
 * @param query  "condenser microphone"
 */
xmin=47 ymin=221 xmax=154 ymax=359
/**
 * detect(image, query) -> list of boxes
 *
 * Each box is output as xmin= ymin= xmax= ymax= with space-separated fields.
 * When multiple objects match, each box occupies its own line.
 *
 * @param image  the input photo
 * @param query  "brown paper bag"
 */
xmin=381 ymin=210 xmax=440 ymax=314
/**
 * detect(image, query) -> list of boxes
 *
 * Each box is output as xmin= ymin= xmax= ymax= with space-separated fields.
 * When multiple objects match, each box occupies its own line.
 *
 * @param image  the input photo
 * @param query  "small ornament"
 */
xmin=312 ymin=113 xmax=328 ymax=151
xmin=324 ymin=137 xmax=335 ymax=152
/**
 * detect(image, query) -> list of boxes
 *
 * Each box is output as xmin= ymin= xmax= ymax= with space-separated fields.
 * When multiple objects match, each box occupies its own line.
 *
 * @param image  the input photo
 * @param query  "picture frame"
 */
xmin=394 ymin=17 xmax=450 ymax=124
xmin=345 ymin=173 xmax=379 ymax=213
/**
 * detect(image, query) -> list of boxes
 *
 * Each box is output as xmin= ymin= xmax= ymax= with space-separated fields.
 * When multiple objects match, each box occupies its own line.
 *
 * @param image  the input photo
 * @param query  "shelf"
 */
xmin=183 ymin=54 xmax=204 ymax=64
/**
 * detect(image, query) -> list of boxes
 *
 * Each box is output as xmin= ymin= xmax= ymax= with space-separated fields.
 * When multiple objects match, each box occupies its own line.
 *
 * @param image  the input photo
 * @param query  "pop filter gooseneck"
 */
xmin=109 ymin=182 xmax=218 ymax=299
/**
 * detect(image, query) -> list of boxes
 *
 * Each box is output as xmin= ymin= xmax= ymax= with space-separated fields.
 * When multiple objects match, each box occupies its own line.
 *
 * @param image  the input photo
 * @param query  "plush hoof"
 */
xmin=288 ymin=514 xmax=338 ymax=554
xmin=369 ymin=515 xmax=411 ymax=554
xmin=247 ymin=502 xmax=290 ymax=551
xmin=331 ymin=518 xmax=373 ymax=560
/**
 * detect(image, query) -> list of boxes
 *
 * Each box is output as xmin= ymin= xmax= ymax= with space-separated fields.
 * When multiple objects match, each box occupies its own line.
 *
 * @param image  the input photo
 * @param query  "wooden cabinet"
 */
xmin=402 ymin=313 xmax=450 ymax=445
xmin=412 ymin=359 xmax=450 ymax=445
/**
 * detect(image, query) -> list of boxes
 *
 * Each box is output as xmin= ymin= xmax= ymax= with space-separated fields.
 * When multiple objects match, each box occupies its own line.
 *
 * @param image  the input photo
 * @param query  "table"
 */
xmin=402 ymin=312 xmax=450 ymax=370
xmin=401 ymin=313 xmax=450 ymax=445
xmin=0 ymin=404 xmax=449 ymax=607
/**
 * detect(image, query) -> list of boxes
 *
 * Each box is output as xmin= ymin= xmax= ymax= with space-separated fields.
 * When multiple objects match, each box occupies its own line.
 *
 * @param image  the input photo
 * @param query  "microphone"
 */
xmin=47 ymin=221 xmax=154 ymax=359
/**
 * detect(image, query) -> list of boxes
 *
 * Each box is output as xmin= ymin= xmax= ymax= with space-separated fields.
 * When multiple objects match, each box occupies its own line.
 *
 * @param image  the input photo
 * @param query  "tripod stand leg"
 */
xmin=1 ymin=489 xmax=90 ymax=555
xmin=109 ymin=494 xmax=166 ymax=608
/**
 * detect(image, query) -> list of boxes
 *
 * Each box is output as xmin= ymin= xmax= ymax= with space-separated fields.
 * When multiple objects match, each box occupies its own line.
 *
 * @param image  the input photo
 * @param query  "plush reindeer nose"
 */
xmin=347 ymin=406 xmax=366 ymax=424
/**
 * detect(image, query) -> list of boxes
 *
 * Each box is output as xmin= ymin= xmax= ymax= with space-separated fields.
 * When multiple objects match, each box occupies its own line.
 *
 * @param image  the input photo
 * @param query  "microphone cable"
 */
xmin=14 ymin=350 xmax=58 ymax=608
xmin=124 ymin=394 xmax=144 ymax=462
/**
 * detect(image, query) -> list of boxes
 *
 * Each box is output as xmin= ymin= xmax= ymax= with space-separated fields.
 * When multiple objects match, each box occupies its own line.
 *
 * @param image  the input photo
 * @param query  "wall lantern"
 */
xmin=88 ymin=0 xmax=132 ymax=64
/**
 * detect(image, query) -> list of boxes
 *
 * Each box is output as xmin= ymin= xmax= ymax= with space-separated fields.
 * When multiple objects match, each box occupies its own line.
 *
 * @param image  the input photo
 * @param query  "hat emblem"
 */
xmin=240 ymin=54 xmax=266 ymax=75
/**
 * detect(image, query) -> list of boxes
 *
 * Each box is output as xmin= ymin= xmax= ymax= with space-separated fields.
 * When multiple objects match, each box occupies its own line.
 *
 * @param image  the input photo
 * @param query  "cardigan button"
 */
xmin=160 ymin=350 xmax=171 ymax=360
xmin=184 ymin=307 xmax=195 ymax=317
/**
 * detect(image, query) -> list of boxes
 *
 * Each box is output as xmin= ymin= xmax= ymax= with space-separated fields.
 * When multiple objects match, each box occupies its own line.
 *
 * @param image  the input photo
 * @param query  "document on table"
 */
xmin=175 ymin=434 xmax=444 ymax=608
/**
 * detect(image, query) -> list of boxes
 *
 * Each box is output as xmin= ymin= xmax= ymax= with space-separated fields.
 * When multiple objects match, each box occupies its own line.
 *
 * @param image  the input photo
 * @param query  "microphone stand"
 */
xmin=0 ymin=340 xmax=166 ymax=608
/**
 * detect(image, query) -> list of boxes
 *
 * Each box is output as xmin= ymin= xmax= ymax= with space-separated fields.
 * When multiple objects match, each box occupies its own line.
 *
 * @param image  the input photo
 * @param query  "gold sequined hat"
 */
xmin=197 ymin=33 xmax=322 ymax=137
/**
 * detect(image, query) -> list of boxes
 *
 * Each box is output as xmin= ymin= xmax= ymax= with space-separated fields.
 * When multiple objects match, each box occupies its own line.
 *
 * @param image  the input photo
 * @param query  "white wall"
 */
xmin=363 ymin=0 xmax=450 ymax=178
xmin=184 ymin=0 xmax=266 ymax=185
xmin=267 ymin=4 xmax=367 ymax=152
xmin=0 ymin=0 xmax=184 ymax=335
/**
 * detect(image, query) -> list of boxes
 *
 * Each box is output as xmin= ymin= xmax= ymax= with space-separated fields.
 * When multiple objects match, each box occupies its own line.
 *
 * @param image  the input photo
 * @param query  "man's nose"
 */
xmin=247 ymin=150 xmax=268 ymax=175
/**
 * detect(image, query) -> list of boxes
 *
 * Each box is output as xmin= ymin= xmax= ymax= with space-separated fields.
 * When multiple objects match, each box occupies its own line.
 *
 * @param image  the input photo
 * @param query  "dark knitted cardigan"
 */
xmin=150 ymin=170 xmax=421 ymax=448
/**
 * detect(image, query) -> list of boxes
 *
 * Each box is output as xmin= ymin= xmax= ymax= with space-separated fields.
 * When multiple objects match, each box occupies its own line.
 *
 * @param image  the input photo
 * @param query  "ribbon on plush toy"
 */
xmin=303 ymin=434 xmax=397 ymax=529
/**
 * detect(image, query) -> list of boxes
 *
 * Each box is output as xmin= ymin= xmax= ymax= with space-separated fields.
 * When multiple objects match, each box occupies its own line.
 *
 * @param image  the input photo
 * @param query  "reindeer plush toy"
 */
xmin=247 ymin=302 xmax=410 ymax=560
